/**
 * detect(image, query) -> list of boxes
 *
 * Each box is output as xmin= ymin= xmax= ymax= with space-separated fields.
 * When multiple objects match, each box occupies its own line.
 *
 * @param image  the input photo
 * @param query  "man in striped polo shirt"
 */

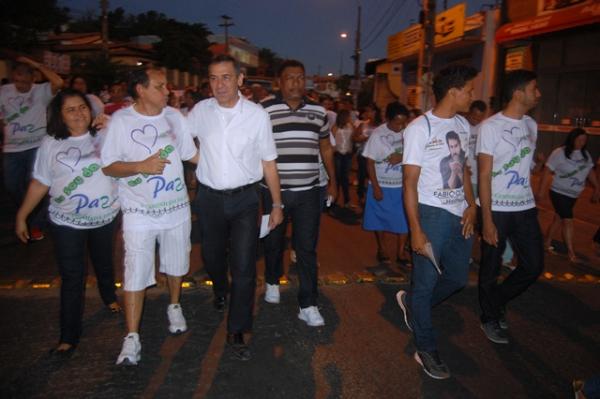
xmin=261 ymin=59 xmax=337 ymax=326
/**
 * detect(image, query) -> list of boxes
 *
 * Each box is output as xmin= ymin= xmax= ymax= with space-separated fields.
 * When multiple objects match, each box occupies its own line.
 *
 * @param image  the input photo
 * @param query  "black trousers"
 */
xmin=51 ymin=219 xmax=117 ymax=345
xmin=196 ymin=184 xmax=259 ymax=334
xmin=478 ymin=208 xmax=544 ymax=323
xmin=262 ymin=186 xmax=321 ymax=308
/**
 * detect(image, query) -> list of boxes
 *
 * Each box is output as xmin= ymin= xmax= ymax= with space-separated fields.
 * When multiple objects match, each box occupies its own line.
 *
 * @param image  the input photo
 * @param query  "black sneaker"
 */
xmin=227 ymin=333 xmax=251 ymax=361
xmin=498 ymin=314 xmax=508 ymax=330
xmin=395 ymin=290 xmax=413 ymax=331
xmin=414 ymin=351 xmax=451 ymax=380
xmin=481 ymin=321 xmax=509 ymax=344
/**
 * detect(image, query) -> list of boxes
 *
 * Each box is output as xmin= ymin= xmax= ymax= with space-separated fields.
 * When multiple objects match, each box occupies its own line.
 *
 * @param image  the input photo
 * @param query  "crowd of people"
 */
xmin=1 ymin=54 xmax=599 ymax=388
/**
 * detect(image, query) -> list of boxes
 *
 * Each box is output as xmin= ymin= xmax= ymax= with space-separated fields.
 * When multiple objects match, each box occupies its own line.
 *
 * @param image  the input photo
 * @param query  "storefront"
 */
xmin=496 ymin=0 xmax=600 ymax=156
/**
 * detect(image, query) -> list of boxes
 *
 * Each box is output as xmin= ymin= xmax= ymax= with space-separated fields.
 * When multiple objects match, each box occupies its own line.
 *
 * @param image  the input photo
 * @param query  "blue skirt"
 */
xmin=363 ymin=185 xmax=408 ymax=234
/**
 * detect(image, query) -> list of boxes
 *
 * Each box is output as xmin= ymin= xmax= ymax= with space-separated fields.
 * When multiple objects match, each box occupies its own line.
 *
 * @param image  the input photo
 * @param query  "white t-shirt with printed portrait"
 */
xmin=476 ymin=112 xmax=537 ymax=211
xmin=362 ymin=123 xmax=404 ymax=188
xmin=403 ymin=111 xmax=471 ymax=217
xmin=468 ymin=123 xmax=480 ymax=187
xmin=101 ymin=105 xmax=197 ymax=230
xmin=546 ymin=147 xmax=594 ymax=198
xmin=0 ymin=82 xmax=53 ymax=152
xmin=33 ymin=131 xmax=120 ymax=229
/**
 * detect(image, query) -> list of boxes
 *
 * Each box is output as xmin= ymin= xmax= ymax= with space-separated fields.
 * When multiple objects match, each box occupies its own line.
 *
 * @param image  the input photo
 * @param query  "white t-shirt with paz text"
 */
xmin=0 ymin=82 xmax=53 ymax=152
xmin=546 ymin=147 xmax=594 ymax=198
xmin=476 ymin=112 xmax=537 ymax=212
xmin=362 ymin=123 xmax=404 ymax=188
xmin=403 ymin=111 xmax=471 ymax=217
xmin=33 ymin=131 xmax=119 ymax=229
xmin=101 ymin=106 xmax=197 ymax=230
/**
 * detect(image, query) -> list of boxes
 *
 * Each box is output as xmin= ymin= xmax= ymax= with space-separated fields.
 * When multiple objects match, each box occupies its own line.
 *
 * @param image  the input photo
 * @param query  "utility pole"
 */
xmin=416 ymin=0 xmax=436 ymax=110
xmin=351 ymin=4 xmax=362 ymax=106
xmin=219 ymin=15 xmax=234 ymax=54
xmin=100 ymin=0 xmax=109 ymax=59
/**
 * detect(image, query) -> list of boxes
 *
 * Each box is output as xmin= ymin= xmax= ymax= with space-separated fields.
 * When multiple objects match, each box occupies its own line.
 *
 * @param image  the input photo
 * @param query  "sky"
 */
xmin=60 ymin=0 xmax=492 ymax=76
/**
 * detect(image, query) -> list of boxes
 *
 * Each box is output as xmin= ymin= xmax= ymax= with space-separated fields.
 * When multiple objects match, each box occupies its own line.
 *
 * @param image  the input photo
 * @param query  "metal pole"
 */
xmin=353 ymin=4 xmax=362 ymax=107
xmin=100 ymin=0 xmax=109 ymax=59
xmin=219 ymin=15 xmax=234 ymax=54
xmin=416 ymin=0 xmax=436 ymax=110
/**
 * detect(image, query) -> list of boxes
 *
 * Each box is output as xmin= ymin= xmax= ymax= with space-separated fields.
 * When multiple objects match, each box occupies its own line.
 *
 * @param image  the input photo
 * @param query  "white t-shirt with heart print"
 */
xmin=101 ymin=105 xmax=197 ymax=230
xmin=0 ymin=83 xmax=53 ymax=152
xmin=33 ymin=131 xmax=120 ymax=229
xmin=476 ymin=112 xmax=537 ymax=212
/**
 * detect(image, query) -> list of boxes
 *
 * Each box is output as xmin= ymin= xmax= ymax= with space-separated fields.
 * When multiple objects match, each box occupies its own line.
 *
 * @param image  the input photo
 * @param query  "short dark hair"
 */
xmin=336 ymin=109 xmax=351 ymax=128
xmin=47 ymin=88 xmax=95 ymax=140
xmin=503 ymin=69 xmax=537 ymax=102
xmin=469 ymin=100 xmax=487 ymax=113
xmin=278 ymin=59 xmax=305 ymax=76
xmin=385 ymin=101 xmax=409 ymax=121
xmin=127 ymin=67 xmax=162 ymax=99
xmin=432 ymin=65 xmax=478 ymax=103
xmin=209 ymin=54 xmax=241 ymax=75
xmin=446 ymin=130 xmax=460 ymax=145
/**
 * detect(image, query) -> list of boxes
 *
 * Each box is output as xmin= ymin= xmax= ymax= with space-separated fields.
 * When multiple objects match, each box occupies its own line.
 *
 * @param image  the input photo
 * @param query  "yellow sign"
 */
xmin=387 ymin=31 xmax=404 ymax=60
xmin=387 ymin=24 xmax=422 ymax=60
xmin=435 ymin=3 xmax=466 ymax=46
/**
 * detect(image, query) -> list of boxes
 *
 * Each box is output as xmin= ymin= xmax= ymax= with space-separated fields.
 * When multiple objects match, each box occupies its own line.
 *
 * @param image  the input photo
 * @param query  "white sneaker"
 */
xmin=116 ymin=333 xmax=141 ymax=366
xmin=167 ymin=303 xmax=187 ymax=334
xmin=298 ymin=306 xmax=325 ymax=327
xmin=265 ymin=283 xmax=280 ymax=304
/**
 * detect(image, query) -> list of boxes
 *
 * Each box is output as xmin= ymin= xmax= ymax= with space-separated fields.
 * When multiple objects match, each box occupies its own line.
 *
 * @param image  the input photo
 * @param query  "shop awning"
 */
xmin=496 ymin=3 xmax=600 ymax=43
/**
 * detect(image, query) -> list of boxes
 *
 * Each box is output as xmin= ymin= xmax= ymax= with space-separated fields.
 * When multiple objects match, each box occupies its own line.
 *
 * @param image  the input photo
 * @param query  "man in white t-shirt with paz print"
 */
xmin=101 ymin=68 xmax=199 ymax=366
xmin=0 ymin=56 xmax=64 ymax=240
xmin=396 ymin=65 xmax=478 ymax=380
xmin=477 ymin=69 xmax=543 ymax=345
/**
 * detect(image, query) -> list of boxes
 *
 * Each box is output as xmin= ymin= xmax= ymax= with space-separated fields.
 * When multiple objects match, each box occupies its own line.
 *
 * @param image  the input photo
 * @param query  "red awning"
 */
xmin=496 ymin=2 xmax=600 ymax=43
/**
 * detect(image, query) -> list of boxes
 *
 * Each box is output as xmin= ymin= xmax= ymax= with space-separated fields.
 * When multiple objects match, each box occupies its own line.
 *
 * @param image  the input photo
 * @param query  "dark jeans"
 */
xmin=51 ymin=219 xmax=117 ymax=345
xmin=3 ymin=148 xmax=46 ymax=228
xmin=263 ymin=186 xmax=321 ymax=308
xmin=357 ymin=154 xmax=368 ymax=201
xmin=407 ymin=204 xmax=473 ymax=353
xmin=334 ymin=152 xmax=353 ymax=204
xmin=479 ymin=207 xmax=544 ymax=323
xmin=196 ymin=184 xmax=259 ymax=334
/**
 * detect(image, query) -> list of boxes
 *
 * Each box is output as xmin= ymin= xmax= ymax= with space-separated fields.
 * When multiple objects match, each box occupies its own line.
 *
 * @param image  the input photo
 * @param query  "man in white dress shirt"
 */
xmin=187 ymin=55 xmax=283 ymax=361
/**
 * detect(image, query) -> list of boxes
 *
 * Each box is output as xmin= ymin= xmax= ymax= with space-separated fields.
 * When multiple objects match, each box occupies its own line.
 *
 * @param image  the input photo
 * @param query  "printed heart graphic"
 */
xmin=380 ymin=133 xmax=397 ymax=149
xmin=130 ymin=124 xmax=158 ymax=154
xmin=7 ymin=96 xmax=25 ymax=111
xmin=501 ymin=126 xmax=522 ymax=151
xmin=56 ymin=147 xmax=82 ymax=172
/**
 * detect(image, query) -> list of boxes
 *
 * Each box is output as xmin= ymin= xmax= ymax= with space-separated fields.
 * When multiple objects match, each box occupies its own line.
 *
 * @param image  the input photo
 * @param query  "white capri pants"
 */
xmin=122 ymin=219 xmax=191 ymax=291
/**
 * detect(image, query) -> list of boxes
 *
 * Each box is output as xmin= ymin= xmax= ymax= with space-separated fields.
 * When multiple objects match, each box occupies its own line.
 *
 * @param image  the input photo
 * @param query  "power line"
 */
xmin=361 ymin=0 xmax=399 ymax=45
xmin=362 ymin=0 xmax=408 ymax=50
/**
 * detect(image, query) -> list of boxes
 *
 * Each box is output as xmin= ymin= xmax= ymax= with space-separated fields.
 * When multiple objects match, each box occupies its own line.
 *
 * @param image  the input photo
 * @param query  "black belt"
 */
xmin=198 ymin=182 xmax=256 ymax=196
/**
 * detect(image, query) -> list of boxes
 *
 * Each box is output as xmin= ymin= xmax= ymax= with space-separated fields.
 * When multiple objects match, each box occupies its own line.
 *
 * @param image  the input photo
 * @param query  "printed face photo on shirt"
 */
xmin=439 ymin=131 xmax=465 ymax=189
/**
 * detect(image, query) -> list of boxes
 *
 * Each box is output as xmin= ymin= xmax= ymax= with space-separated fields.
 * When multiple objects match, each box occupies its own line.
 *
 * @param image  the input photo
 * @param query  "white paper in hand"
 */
xmin=259 ymin=214 xmax=271 ymax=238
xmin=423 ymin=242 xmax=442 ymax=275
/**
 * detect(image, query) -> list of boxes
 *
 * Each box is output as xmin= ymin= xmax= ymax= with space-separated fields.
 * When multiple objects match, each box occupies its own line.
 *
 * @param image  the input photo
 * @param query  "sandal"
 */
xmin=376 ymin=251 xmax=391 ymax=264
xmin=108 ymin=302 xmax=122 ymax=314
xmin=49 ymin=343 xmax=76 ymax=357
xmin=396 ymin=257 xmax=413 ymax=268
xmin=545 ymin=246 xmax=558 ymax=256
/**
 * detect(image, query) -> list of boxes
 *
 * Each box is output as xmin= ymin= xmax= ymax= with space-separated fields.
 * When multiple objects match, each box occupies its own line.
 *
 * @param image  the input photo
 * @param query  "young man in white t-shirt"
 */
xmin=397 ymin=65 xmax=478 ymax=380
xmin=101 ymin=68 xmax=199 ymax=366
xmin=0 ymin=56 xmax=64 ymax=240
xmin=477 ymin=69 xmax=543 ymax=345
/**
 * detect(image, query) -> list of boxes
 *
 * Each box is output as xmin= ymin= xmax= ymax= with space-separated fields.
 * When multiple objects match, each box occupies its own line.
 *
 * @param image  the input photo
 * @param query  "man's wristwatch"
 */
xmin=272 ymin=203 xmax=285 ymax=209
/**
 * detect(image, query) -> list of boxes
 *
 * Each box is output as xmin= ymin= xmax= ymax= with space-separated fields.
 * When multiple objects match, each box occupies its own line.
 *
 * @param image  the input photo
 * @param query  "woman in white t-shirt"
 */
xmin=15 ymin=89 xmax=121 ymax=356
xmin=333 ymin=109 xmax=357 ymax=207
xmin=538 ymin=128 xmax=599 ymax=263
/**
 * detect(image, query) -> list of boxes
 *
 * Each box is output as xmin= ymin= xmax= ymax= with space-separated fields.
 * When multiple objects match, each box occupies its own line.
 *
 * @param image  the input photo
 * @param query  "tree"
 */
xmin=69 ymin=8 xmax=213 ymax=76
xmin=0 ymin=0 xmax=70 ymax=51
xmin=258 ymin=48 xmax=283 ymax=77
